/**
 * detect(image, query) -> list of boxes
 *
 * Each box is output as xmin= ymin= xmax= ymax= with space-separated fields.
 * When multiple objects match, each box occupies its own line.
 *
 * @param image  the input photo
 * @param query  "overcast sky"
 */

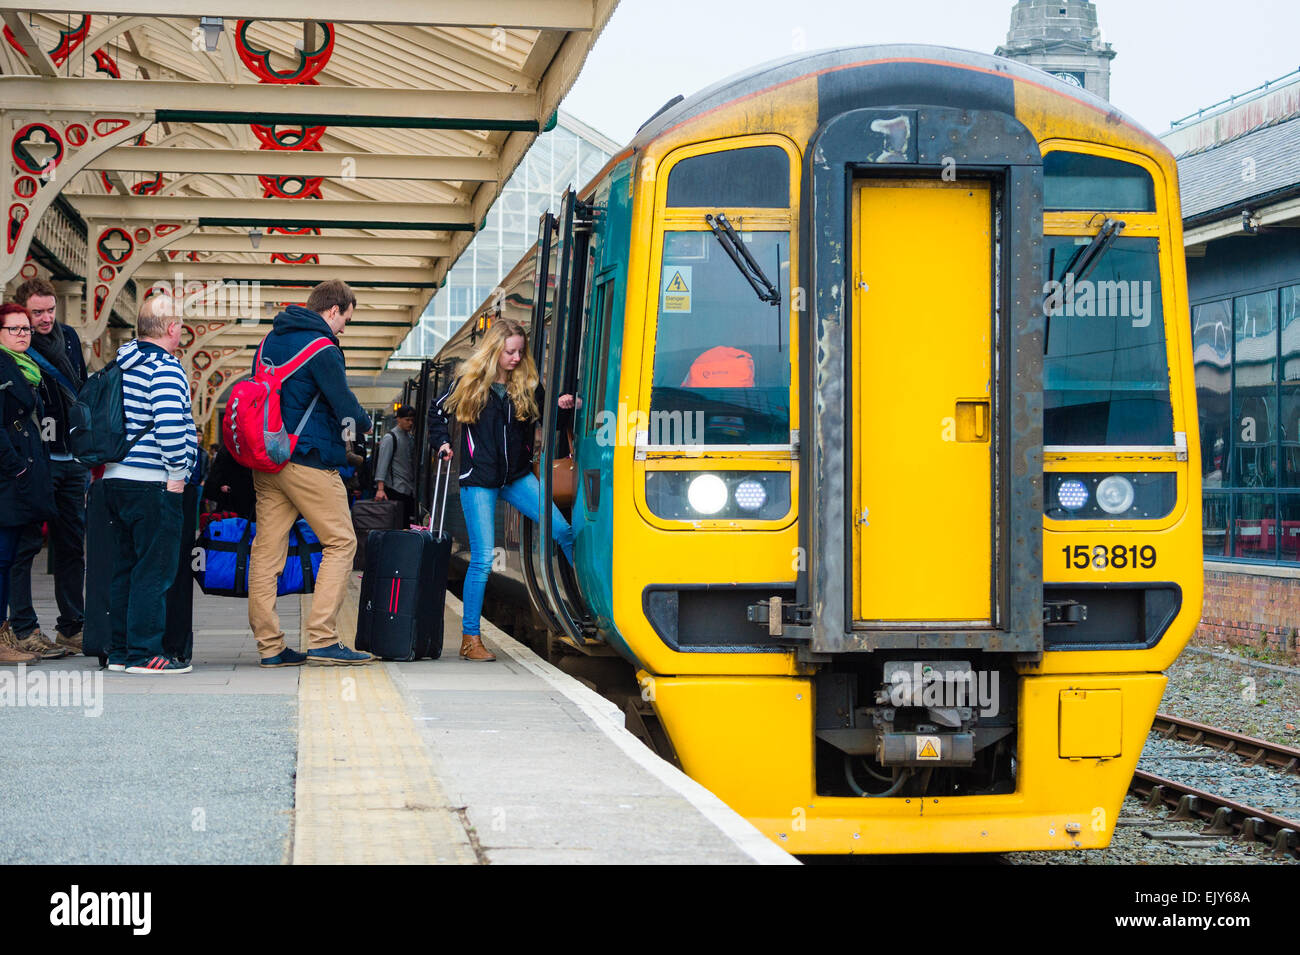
xmin=562 ymin=0 xmax=1300 ymax=145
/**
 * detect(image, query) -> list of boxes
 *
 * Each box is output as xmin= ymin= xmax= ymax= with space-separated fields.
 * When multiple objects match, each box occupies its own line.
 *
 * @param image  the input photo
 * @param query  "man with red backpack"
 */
xmin=246 ymin=280 xmax=373 ymax=667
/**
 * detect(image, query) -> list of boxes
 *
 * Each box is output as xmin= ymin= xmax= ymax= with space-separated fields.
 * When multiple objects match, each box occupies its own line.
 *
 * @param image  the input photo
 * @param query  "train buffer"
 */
xmin=3 ymin=569 xmax=794 ymax=865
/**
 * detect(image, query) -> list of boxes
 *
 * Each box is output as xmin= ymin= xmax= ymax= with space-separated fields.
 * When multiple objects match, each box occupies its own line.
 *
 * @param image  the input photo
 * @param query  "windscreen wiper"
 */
xmin=1044 ymin=216 xmax=1126 ymax=352
xmin=1060 ymin=216 xmax=1125 ymax=287
xmin=705 ymin=212 xmax=781 ymax=306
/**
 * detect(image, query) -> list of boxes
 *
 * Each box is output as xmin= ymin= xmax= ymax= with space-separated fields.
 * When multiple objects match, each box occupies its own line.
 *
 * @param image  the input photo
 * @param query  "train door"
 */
xmin=851 ymin=179 xmax=993 ymax=624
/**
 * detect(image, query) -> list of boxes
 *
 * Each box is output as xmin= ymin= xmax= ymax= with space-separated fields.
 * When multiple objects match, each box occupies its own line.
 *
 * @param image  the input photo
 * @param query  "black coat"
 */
xmin=202 ymin=445 xmax=256 ymax=519
xmin=428 ymin=379 xmax=554 ymax=489
xmin=0 ymin=351 xmax=55 ymax=528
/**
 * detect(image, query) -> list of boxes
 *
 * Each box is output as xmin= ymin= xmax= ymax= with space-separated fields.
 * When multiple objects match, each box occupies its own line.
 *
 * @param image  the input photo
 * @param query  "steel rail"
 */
xmin=1151 ymin=713 xmax=1300 ymax=775
xmin=1128 ymin=769 xmax=1300 ymax=859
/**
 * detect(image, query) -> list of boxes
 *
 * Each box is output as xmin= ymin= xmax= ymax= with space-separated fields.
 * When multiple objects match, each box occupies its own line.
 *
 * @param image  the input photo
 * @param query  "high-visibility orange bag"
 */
xmin=682 ymin=346 xmax=755 ymax=387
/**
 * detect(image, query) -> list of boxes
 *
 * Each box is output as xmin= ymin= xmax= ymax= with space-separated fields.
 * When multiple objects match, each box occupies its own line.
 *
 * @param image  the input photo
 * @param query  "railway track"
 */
xmin=1151 ymin=713 xmax=1300 ymax=775
xmin=1128 ymin=715 xmax=1300 ymax=860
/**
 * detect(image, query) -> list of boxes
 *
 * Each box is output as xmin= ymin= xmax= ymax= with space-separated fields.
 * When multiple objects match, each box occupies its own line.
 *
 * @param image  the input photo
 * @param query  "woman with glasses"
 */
xmin=0 ymin=302 xmax=55 ymax=663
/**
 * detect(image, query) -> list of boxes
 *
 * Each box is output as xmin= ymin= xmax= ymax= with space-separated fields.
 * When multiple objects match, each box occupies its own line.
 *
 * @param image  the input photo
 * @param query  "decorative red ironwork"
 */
xmin=235 ymin=20 xmax=334 ymax=84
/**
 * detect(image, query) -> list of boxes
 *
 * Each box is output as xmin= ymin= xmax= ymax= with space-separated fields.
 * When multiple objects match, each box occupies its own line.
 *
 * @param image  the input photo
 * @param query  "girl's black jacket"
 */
xmin=427 ymin=378 xmax=542 ymax=488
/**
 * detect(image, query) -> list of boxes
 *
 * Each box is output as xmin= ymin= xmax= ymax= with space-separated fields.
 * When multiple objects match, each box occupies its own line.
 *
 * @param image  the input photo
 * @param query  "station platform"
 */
xmin=1 ymin=562 xmax=795 ymax=866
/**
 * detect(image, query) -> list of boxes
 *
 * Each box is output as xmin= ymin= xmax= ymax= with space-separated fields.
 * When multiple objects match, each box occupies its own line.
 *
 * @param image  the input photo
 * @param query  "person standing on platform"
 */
xmin=427 ymin=320 xmax=576 ymax=663
xmin=102 ymin=294 xmax=198 ymax=674
xmin=0 ymin=303 xmax=53 ymax=664
xmin=7 ymin=278 xmax=87 ymax=659
xmin=202 ymin=442 xmax=255 ymax=519
xmin=373 ymin=404 xmax=418 ymax=527
xmin=247 ymin=280 xmax=373 ymax=668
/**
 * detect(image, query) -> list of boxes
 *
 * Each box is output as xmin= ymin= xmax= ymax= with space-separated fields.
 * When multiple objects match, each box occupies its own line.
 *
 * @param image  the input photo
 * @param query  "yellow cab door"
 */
xmin=852 ymin=179 xmax=993 ymax=623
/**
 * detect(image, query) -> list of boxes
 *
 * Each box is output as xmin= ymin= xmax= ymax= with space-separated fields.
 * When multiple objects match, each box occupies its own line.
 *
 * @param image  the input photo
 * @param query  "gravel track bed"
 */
xmin=1007 ymin=649 xmax=1299 ymax=865
xmin=1159 ymin=651 xmax=1300 ymax=748
xmin=1003 ymin=794 xmax=1296 ymax=865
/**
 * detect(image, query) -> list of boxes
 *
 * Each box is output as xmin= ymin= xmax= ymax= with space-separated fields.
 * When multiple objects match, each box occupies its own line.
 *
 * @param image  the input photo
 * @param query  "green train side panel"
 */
xmin=573 ymin=156 xmax=638 ymax=664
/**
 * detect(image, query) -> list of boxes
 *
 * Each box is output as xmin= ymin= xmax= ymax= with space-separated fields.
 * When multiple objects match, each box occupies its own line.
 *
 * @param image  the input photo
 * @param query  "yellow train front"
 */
xmin=462 ymin=45 xmax=1203 ymax=855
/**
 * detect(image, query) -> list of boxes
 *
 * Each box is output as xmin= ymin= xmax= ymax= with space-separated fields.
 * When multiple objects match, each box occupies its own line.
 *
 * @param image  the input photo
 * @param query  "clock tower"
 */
xmin=995 ymin=0 xmax=1116 ymax=101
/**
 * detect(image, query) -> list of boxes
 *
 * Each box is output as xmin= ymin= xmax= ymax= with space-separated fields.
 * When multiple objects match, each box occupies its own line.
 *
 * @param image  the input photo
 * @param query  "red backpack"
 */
xmin=222 ymin=337 xmax=335 ymax=473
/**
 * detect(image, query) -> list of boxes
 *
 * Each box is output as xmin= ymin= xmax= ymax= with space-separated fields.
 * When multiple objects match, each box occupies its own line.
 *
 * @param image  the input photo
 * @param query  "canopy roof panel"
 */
xmin=0 ymin=2 xmax=616 ymax=376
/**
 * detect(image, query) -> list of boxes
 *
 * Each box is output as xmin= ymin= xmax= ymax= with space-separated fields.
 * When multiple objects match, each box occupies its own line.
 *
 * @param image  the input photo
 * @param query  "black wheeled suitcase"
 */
xmin=351 ymin=498 xmax=404 ymax=570
xmin=355 ymin=460 xmax=451 ymax=661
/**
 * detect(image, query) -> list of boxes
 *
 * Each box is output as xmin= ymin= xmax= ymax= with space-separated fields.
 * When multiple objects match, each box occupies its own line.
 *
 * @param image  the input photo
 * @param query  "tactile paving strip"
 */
xmin=291 ymin=583 xmax=476 ymax=865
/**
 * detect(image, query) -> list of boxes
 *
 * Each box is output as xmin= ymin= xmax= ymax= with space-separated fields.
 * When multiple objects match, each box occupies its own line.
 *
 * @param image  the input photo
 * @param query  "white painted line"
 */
xmin=448 ymin=594 xmax=799 ymax=866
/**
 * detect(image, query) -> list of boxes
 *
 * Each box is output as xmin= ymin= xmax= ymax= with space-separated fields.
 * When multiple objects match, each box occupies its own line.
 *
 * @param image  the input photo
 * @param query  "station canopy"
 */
xmin=0 ymin=2 xmax=617 ymax=378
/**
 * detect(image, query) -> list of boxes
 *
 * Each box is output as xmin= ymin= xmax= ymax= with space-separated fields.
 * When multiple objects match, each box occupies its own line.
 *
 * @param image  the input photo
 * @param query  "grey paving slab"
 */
xmin=388 ymin=599 xmax=796 ymax=865
xmin=1 ymin=564 xmax=298 ymax=864
xmin=0 ymin=694 xmax=295 ymax=864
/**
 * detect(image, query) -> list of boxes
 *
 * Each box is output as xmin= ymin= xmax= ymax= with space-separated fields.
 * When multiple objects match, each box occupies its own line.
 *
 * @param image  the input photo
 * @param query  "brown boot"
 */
xmin=55 ymin=630 xmax=83 ymax=654
xmin=16 ymin=628 xmax=70 ymax=660
xmin=0 ymin=622 xmax=39 ymax=664
xmin=459 ymin=633 xmax=496 ymax=662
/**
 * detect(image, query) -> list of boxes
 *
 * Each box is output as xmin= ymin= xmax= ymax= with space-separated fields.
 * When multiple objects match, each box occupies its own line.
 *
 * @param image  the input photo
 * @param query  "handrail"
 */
xmin=519 ymin=211 xmax=564 ymax=635
xmin=535 ymin=189 xmax=585 ymax=645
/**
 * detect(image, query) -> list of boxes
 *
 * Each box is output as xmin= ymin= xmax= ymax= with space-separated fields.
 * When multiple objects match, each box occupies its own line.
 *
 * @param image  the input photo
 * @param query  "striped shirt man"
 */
xmin=102 ymin=339 xmax=198 ymax=483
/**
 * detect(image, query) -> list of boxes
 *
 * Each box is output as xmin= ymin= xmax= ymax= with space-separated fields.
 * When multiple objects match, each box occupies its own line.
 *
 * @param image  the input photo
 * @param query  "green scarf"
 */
xmin=0 ymin=343 xmax=40 ymax=386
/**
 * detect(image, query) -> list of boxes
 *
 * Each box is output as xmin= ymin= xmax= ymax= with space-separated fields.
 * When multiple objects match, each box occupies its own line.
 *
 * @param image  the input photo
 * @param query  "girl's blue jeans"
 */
xmin=459 ymin=472 xmax=575 ymax=636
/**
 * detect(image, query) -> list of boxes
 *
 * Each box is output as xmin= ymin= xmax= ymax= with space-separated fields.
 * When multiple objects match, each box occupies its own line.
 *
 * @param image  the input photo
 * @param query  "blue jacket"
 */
xmin=257 ymin=305 xmax=370 ymax=469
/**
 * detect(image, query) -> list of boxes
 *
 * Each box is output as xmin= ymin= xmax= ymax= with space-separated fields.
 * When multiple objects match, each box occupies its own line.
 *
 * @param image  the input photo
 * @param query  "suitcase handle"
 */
xmin=429 ymin=456 xmax=451 ymax=537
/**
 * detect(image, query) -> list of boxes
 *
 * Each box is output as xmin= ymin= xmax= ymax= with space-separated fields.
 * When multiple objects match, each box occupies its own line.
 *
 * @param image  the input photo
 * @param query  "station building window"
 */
xmin=1194 ymin=282 xmax=1300 ymax=564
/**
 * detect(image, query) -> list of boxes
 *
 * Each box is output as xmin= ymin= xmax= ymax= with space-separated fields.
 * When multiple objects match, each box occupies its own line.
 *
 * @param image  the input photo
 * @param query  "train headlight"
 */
xmin=1096 ymin=475 xmax=1136 ymax=515
xmin=643 ymin=470 xmax=792 ymax=522
xmin=687 ymin=474 xmax=728 ymax=515
xmin=734 ymin=479 xmax=767 ymax=511
xmin=1056 ymin=479 xmax=1089 ymax=512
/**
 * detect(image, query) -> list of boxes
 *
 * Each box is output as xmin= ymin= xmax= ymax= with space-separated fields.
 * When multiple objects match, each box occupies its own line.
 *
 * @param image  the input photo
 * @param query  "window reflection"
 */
xmin=1282 ymin=287 xmax=1300 ymax=487
xmin=1232 ymin=292 xmax=1278 ymax=487
xmin=1043 ymin=236 xmax=1173 ymax=445
xmin=1193 ymin=300 xmax=1232 ymax=486
xmin=1203 ymin=492 xmax=1228 ymax=558
xmin=650 ymin=230 xmax=791 ymax=445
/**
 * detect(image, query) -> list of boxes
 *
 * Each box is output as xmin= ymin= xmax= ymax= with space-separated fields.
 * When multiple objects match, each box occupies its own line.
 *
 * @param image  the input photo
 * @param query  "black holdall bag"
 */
xmin=356 ymin=458 xmax=452 ymax=661
xmin=68 ymin=358 xmax=152 ymax=467
xmin=350 ymin=497 xmax=404 ymax=570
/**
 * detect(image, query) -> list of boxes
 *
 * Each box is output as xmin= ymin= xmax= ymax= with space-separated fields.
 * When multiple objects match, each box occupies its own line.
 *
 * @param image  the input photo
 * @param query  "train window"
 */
xmin=584 ymin=279 xmax=616 ymax=434
xmin=1043 ymin=152 xmax=1156 ymax=212
xmin=1043 ymin=235 xmax=1175 ymax=445
xmin=649 ymin=229 xmax=791 ymax=445
xmin=666 ymin=146 xmax=790 ymax=208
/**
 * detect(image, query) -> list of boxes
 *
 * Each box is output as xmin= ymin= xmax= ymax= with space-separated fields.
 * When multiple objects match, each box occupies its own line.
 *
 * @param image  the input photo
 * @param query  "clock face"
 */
xmin=1053 ymin=71 xmax=1084 ymax=88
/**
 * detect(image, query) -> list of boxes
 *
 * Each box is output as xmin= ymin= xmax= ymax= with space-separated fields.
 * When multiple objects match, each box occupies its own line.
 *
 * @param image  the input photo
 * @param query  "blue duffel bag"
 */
xmin=196 ymin=516 xmax=323 ymax=597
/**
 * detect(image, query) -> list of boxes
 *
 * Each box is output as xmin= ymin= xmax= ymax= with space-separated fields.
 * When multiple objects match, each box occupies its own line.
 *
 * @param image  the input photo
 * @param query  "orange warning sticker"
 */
xmin=917 ymin=736 xmax=941 ymax=760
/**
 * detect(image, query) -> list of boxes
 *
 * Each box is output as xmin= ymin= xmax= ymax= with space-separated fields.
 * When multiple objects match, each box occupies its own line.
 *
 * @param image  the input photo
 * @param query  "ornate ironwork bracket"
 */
xmin=2 ymin=106 xmax=154 ymax=284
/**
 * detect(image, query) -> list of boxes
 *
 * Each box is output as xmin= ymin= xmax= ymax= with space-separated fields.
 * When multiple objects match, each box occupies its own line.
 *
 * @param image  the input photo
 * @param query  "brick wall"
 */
xmin=1197 ymin=566 xmax=1300 ymax=657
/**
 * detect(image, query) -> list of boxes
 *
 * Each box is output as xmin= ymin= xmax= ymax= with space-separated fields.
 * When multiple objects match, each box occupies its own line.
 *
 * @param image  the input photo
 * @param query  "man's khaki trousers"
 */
xmin=248 ymin=462 xmax=356 ymax=657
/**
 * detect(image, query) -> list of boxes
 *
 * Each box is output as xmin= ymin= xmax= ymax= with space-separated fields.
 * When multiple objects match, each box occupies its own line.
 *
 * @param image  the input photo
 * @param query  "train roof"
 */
xmin=630 ymin=43 xmax=1155 ymax=151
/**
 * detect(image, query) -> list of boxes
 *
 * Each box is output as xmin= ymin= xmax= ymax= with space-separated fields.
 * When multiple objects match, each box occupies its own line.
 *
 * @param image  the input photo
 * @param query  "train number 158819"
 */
xmin=1061 ymin=544 xmax=1157 ymax=570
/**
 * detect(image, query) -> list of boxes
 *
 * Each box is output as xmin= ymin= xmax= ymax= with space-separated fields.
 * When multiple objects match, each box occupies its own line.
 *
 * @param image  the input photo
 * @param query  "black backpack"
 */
xmin=68 ymin=359 xmax=152 ymax=467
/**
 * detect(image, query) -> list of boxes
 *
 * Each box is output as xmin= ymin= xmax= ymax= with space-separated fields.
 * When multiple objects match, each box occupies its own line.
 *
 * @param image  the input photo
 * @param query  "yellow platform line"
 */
xmin=291 ymin=581 xmax=476 ymax=865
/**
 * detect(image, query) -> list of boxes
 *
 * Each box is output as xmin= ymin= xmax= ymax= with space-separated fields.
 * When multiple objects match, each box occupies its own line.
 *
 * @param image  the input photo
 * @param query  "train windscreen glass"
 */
xmin=650 ymin=230 xmax=791 ymax=445
xmin=1043 ymin=235 xmax=1175 ymax=446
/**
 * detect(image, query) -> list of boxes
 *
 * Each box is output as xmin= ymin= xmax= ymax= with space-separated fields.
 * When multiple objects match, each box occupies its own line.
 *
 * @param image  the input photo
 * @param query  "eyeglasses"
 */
xmin=1 ymin=326 xmax=32 ymax=335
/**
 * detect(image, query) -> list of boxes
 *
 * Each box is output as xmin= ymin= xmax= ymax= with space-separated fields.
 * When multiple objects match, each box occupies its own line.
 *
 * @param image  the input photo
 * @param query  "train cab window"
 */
xmin=1044 ymin=152 xmax=1156 ymax=212
xmin=1043 ymin=235 xmax=1174 ymax=445
xmin=650 ymin=229 xmax=790 ymax=444
xmin=666 ymin=147 xmax=790 ymax=208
